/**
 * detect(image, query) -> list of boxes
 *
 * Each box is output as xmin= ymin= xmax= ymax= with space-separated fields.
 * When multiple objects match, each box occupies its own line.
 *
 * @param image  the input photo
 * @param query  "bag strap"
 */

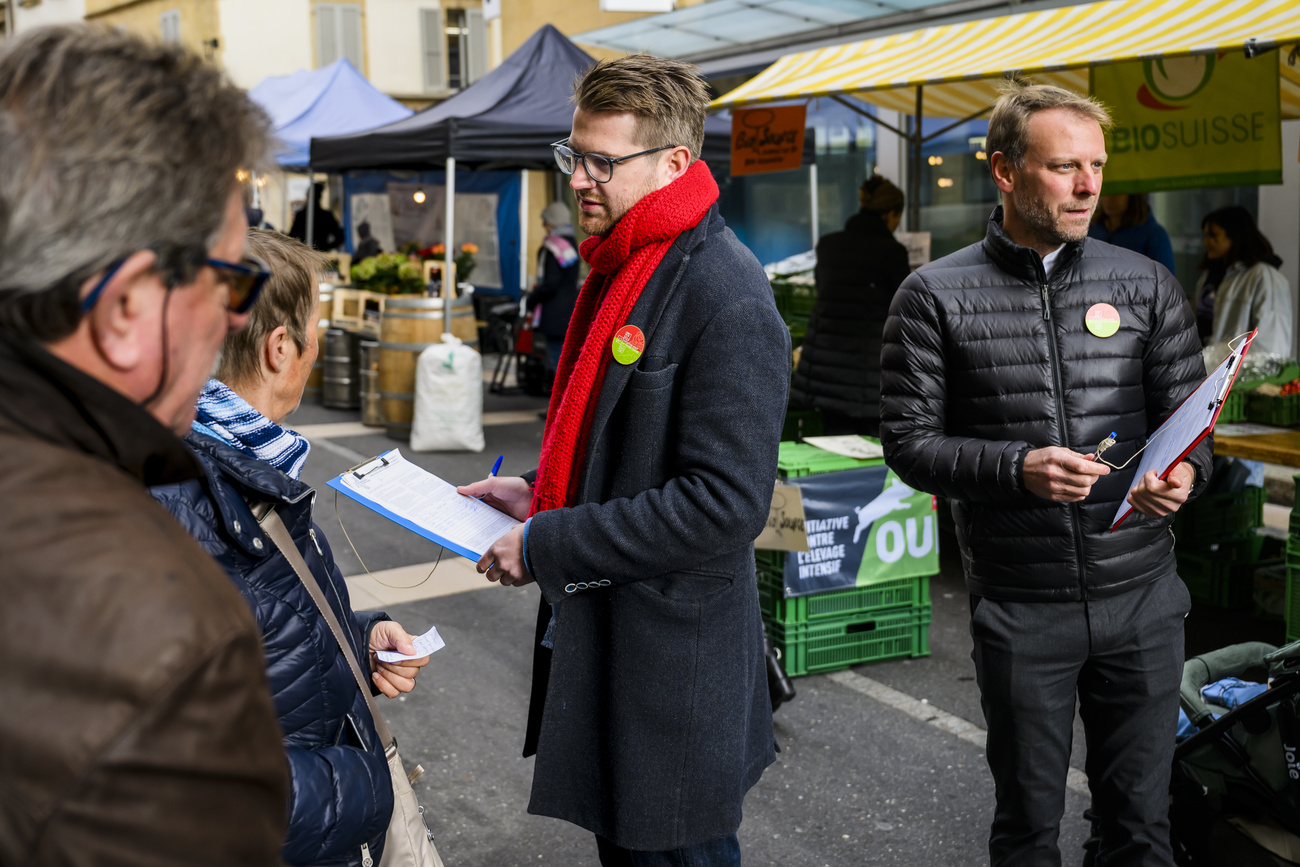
xmin=259 ymin=508 xmax=395 ymax=750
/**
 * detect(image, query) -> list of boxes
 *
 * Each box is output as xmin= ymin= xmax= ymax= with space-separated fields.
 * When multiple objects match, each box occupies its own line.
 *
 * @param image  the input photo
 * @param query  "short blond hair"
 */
xmin=574 ymin=54 xmax=710 ymax=163
xmin=217 ymin=229 xmax=328 ymax=387
xmin=986 ymin=80 xmax=1112 ymax=169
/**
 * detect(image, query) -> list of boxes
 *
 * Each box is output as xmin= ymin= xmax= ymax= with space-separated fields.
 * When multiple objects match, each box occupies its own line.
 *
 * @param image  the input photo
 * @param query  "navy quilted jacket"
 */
xmin=152 ymin=433 xmax=393 ymax=866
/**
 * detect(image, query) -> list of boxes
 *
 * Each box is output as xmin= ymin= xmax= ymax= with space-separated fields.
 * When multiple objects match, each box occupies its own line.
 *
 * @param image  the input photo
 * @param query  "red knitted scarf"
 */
xmin=530 ymin=160 xmax=719 ymax=517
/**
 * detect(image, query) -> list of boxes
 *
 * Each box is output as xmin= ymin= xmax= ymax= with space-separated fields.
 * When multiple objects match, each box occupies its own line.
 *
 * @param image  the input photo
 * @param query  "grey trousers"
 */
xmin=970 ymin=572 xmax=1190 ymax=867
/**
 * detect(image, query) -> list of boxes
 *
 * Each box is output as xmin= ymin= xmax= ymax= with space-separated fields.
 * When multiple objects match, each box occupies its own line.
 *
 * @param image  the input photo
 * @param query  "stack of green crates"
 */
xmin=759 ymin=441 xmax=933 ymax=677
xmin=1174 ymin=485 xmax=1265 ymax=609
xmin=1287 ymin=480 xmax=1300 ymax=642
xmin=771 ymin=278 xmax=815 ymax=349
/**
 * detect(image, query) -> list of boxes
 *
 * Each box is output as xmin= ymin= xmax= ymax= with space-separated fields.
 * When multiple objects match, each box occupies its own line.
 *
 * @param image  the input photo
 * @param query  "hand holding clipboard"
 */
xmin=1109 ymin=329 xmax=1257 ymax=531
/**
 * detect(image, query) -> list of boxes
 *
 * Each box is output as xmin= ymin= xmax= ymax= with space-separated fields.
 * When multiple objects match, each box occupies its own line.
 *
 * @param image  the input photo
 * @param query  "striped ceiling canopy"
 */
xmin=711 ymin=0 xmax=1300 ymax=120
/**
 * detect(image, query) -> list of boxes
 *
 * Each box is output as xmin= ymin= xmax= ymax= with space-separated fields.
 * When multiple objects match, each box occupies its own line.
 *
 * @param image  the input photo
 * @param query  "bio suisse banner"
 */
xmin=784 ymin=466 xmax=937 ymax=598
xmin=1091 ymin=53 xmax=1282 ymax=193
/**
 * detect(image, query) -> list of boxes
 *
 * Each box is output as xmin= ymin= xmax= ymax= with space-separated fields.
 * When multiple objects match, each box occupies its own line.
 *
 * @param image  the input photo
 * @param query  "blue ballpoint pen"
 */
xmin=489 ymin=455 xmax=504 ymax=478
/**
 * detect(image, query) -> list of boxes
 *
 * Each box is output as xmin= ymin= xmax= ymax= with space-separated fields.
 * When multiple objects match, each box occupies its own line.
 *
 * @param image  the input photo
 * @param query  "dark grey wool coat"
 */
xmin=521 ymin=205 xmax=790 ymax=851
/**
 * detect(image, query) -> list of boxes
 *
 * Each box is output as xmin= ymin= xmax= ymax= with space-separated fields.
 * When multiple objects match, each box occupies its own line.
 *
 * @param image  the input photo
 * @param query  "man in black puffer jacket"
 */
xmin=881 ymin=82 xmax=1211 ymax=867
xmin=791 ymin=176 xmax=910 ymax=436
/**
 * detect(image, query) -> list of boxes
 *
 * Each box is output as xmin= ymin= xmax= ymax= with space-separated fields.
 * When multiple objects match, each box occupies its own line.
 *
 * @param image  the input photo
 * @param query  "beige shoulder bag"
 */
xmin=260 ymin=508 xmax=445 ymax=867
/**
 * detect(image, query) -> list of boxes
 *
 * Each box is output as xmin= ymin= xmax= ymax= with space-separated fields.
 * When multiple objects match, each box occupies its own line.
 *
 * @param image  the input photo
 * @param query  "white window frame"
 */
xmin=160 ymin=9 xmax=181 ymax=44
xmin=317 ymin=2 xmax=364 ymax=70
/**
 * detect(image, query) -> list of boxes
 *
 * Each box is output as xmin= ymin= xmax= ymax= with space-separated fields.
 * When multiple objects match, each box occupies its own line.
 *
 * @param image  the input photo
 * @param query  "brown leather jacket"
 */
xmin=0 ymin=335 xmax=289 ymax=865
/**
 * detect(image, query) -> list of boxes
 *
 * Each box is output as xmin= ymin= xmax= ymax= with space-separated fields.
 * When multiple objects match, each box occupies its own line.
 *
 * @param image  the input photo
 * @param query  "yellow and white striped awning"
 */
xmin=711 ymin=0 xmax=1300 ymax=120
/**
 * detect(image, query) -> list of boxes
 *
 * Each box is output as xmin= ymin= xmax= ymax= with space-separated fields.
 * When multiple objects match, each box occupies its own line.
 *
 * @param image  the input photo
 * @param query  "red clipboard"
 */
xmin=1111 ymin=329 xmax=1258 ymax=531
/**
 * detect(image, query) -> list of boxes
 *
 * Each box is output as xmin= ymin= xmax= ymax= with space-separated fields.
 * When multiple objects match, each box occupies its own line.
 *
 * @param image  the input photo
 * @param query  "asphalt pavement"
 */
xmin=281 ymin=361 xmax=1281 ymax=866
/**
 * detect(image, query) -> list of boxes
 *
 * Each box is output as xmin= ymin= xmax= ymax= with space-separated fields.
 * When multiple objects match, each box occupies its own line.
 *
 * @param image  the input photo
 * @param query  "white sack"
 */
xmin=410 ymin=334 xmax=485 ymax=453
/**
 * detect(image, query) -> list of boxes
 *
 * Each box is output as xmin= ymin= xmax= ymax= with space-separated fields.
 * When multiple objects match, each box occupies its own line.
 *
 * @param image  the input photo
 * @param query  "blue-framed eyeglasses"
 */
xmin=80 ymin=254 xmax=271 ymax=314
xmin=551 ymin=139 xmax=679 ymax=184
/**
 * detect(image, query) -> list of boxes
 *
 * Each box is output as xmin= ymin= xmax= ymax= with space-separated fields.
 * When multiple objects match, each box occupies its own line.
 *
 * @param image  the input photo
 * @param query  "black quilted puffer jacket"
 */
xmin=880 ymin=207 xmax=1213 ymax=602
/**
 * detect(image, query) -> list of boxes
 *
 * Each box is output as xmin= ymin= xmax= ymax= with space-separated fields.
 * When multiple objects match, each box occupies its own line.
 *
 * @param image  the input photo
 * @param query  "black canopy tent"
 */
xmin=309 ymin=24 xmax=813 ymax=330
xmin=309 ymin=24 xmax=752 ymax=171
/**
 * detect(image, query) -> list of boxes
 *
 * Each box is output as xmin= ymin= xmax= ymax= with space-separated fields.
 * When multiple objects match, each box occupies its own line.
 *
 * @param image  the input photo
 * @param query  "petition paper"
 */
xmin=339 ymin=449 xmax=520 ymax=557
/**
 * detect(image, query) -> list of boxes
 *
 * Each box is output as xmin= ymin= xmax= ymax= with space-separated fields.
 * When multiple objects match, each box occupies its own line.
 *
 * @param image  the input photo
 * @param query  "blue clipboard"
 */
xmin=1111 ymin=329 xmax=1257 ymax=530
xmin=327 ymin=449 xmax=486 ymax=562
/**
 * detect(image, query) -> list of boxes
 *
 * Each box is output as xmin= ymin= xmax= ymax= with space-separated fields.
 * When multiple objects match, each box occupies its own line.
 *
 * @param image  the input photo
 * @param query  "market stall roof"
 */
xmin=711 ymin=0 xmax=1300 ymax=119
xmin=308 ymin=24 xmax=792 ymax=172
xmin=249 ymin=59 xmax=414 ymax=168
xmin=571 ymin=0 xmax=960 ymax=60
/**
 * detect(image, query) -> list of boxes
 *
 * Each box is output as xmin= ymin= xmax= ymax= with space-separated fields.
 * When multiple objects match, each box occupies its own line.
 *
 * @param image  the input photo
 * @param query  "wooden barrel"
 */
xmin=304 ymin=287 xmax=333 ymax=402
xmin=359 ymin=340 xmax=383 ymax=427
xmin=322 ymin=328 xmax=361 ymax=410
xmin=378 ymin=294 xmax=477 ymax=438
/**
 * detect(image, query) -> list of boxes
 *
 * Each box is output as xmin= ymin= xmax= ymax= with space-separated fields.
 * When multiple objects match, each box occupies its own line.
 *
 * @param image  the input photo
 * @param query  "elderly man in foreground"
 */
xmin=0 ymin=26 xmax=289 ymax=865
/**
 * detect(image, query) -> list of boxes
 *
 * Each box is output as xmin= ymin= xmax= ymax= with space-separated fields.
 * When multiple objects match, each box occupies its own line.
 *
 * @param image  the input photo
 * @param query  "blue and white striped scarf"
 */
xmin=192 ymin=379 xmax=311 ymax=480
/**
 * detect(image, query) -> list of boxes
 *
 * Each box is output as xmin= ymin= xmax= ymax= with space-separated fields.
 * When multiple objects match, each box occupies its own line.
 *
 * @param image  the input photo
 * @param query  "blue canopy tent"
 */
xmin=249 ymin=58 xmax=413 ymax=169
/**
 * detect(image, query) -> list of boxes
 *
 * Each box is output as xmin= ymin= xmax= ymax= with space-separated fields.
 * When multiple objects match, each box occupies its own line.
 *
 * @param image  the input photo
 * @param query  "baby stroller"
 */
xmin=1170 ymin=639 xmax=1300 ymax=866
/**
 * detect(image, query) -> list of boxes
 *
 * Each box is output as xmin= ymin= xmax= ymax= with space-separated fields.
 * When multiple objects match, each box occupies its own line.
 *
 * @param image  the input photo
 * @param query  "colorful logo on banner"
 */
xmin=730 ymin=105 xmax=806 ymax=176
xmin=783 ymin=466 xmax=938 ymax=598
xmin=1091 ymin=53 xmax=1282 ymax=193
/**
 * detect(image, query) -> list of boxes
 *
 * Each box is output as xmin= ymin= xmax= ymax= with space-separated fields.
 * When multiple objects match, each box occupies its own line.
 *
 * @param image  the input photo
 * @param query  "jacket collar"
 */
xmin=184 ymin=430 xmax=313 ymax=558
xmin=0 ymin=330 xmax=200 ymax=486
xmin=982 ymin=206 xmax=1085 ymax=285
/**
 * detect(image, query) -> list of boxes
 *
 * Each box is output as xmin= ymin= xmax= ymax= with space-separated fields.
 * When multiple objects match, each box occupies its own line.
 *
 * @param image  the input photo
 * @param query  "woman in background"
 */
xmin=1088 ymin=193 xmax=1175 ymax=274
xmin=1196 ymin=205 xmax=1291 ymax=356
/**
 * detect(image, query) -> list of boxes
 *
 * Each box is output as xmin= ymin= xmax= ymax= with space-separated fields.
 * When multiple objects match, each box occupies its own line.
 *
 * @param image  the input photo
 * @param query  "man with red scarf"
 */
xmin=459 ymin=55 xmax=790 ymax=865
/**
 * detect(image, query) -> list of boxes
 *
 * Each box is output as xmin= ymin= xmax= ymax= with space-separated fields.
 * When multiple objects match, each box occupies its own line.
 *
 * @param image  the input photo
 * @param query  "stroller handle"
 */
xmin=1180 ymin=641 xmax=1278 ymax=729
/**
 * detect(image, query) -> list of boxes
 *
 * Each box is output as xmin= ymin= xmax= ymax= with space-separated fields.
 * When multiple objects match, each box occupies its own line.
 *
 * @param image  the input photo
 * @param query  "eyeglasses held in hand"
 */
xmin=80 ymin=254 xmax=271 ymax=314
xmin=551 ymin=139 xmax=679 ymax=184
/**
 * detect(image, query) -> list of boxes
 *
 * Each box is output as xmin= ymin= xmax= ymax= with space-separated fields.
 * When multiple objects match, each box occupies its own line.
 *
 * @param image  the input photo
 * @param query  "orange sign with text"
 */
xmin=730 ymin=105 xmax=806 ymax=176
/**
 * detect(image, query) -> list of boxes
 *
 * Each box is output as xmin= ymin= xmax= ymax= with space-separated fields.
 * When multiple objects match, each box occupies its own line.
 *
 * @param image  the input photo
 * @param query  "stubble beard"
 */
xmin=575 ymin=174 xmax=661 ymax=238
xmin=1016 ymin=192 xmax=1096 ymax=248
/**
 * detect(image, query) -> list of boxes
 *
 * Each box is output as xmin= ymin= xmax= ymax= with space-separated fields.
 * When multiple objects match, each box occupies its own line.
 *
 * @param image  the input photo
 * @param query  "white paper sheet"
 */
xmin=376 ymin=625 xmax=446 ymax=662
xmin=336 ymin=449 xmax=520 ymax=559
xmin=802 ymin=435 xmax=885 ymax=461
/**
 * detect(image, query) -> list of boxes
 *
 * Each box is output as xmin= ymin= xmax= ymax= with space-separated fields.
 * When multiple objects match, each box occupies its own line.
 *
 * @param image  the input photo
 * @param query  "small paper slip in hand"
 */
xmin=376 ymin=625 xmax=445 ymax=663
xmin=802 ymin=435 xmax=885 ymax=461
xmin=327 ymin=448 xmax=520 ymax=561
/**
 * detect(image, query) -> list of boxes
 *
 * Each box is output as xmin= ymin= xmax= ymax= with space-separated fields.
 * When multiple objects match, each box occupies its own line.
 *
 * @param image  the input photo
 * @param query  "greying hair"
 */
xmin=986 ymin=80 xmax=1112 ymax=170
xmin=0 ymin=25 xmax=273 ymax=341
xmin=574 ymin=55 xmax=710 ymax=164
xmin=217 ymin=229 xmax=326 ymax=388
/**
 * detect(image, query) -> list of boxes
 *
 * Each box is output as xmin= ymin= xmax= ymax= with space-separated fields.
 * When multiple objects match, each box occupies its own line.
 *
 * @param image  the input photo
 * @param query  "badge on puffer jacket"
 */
xmin=611 ymin=324 xmax=645 ymax=365
xmin=1085 ymin=303 xmax=1120 ymax=338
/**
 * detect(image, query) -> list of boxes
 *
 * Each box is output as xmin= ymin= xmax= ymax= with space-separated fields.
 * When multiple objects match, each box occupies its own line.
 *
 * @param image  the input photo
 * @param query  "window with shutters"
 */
xmin=159 ymin=10 xmax=181 ymax=44
xmin=316 ymin=3 xmax=364 ymax=70
xmin=420 ymin=7 xmax=445 ymax=93
xmin=445 ymin=8 xmax=466 ymax=91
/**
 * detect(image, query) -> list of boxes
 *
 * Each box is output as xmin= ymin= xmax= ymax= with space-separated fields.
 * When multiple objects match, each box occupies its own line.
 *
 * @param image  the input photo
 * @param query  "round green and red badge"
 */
xmin=611 ymin=324 xmax=645 ymax=365
xmin=1085 ymin=303 xmax=1120 ymax=338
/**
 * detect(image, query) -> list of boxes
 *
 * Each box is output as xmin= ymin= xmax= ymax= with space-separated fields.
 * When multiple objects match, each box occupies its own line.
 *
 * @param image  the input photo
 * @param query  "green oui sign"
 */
xmin=1091 ymin=52 xmax=1282 ymax=193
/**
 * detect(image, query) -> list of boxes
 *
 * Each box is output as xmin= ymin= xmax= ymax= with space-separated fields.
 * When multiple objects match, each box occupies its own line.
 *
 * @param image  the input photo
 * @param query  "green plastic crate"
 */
xmin=757 ymin=568 xmax=930 ymax=626
xmin=1172 ymin=486 xmax=1264 ymax=546
xmin=766 ymin=605 xmax=931 ymax=677
xmin=1246 ymin=392 xmax=1300 ymax=427
xmin=1176 ymin=536 xmax=1264 ymax=609
xmin=771 ymin=279 xmax=816 ymax=319
xmin=776 ymin=439 xmax=884 ymax=478
xmin=1218 ymin=390 xmax=1247 ymax=423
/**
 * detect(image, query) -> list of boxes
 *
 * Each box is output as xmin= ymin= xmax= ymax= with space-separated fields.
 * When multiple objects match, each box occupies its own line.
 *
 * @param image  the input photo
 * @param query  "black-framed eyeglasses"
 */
xmin=80 ymin=253 xmax=271 ymax=314
xmin=551 ymin=139 xmax=679 ymax=184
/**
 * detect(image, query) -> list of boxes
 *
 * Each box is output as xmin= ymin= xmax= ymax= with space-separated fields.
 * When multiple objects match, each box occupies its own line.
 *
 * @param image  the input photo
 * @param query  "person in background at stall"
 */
xmin=527 ymin=200 xmax=581 ymax=374
xmin=790 ymin=175 xmax=910 ymax=437
xmin=354 ymin=220 xmax=382 ymax=263
xmin=1087 ymin=193 xmax=1175 ymax=274
xmin=1195 ymin=205 xmax=1291 ymax=356
xmin=152 ymin=228 xmax=430 ymax=867
xmin=289 ymin=181 xmax=344 ymax=252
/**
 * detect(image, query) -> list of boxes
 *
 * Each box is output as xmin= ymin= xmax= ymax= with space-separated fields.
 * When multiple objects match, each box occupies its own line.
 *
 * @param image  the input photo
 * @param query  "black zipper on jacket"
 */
xmin=1038 ymin=275 xmax=1091 ymax=601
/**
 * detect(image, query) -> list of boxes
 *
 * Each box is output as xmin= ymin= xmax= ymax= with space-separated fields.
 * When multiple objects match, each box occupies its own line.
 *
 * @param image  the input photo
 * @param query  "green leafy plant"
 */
xmin=350 ymin=252 xmax=425 ymax=295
